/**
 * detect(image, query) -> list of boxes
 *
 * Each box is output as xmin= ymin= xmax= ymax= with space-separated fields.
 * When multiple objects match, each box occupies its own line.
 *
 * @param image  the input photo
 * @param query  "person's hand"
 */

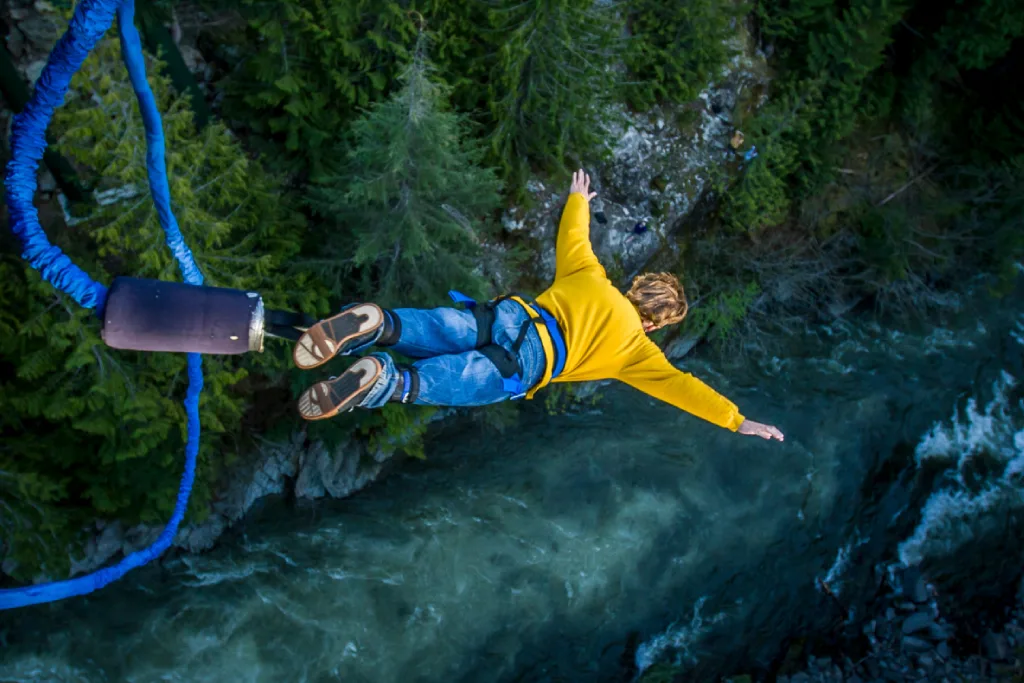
xmin=569 ymin=169 xmax=597 ymax=202
xmin=737 ymin=419 xmax=784 ymax=442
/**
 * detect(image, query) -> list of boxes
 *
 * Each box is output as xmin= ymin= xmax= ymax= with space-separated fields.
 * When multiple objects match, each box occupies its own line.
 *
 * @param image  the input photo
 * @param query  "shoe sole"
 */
xmin=297 ymin=357 xmax=383 ymax=421
xmin=293 ymin=304 xmax=384 ymax=370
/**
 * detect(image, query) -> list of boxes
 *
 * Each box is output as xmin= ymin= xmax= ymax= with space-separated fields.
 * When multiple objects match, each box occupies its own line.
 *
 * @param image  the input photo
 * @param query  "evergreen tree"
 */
xmin=0 ymin=36 xmax=323 ymax=579
xmin=624 ymin=0 xmax=745 ymax=111
xmin=222 ymin=0 xmax=418 ymax=180
xmin=722 ymin=0 xmax=907 ymax=231
xmin=306 ymin=32 xmax=503 ymax=308
xmin=482 ymin=0 xmax=623 ymax=191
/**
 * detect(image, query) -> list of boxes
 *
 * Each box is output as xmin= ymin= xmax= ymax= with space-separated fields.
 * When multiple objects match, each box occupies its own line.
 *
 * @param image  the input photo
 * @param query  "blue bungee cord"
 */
xmin=0 ymin=0 xmax=204 ymax=610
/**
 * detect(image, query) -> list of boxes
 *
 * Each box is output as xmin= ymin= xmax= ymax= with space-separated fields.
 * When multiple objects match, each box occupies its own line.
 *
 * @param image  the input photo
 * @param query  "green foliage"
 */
xmin=637 ymin=663 xmax=683 ymax=683
xmin=221 ymin=0 xmax=417 ymax=180
xmin=722 ymin=0 xmax=907 ymax=230
xmin=482 ymin=0 xmax=623 ymax=190
xmin=0 ymin=37 xmax=315 ymax=579
xmin=684 ymin=281 xmax=761 ymax=342
xmin=624 ymin=0 xmax=745 ymax=111
xmin=306 ymin=33 xmax=503 ymax=308
xmin=542 ymin=383 xmax=603 ymax=416
xmin=356 ymin=403 xmax=436 ymax=461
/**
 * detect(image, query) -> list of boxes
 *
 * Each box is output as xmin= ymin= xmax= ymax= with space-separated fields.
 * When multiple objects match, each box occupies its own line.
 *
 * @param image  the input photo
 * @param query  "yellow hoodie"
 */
xmin=524 ymin=193 xmax=745 ymax=431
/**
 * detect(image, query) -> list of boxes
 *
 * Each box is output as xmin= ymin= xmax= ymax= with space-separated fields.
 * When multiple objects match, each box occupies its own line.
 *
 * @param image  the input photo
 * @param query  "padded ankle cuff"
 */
xmin=378 ymin=309 xmax=401 ymax=346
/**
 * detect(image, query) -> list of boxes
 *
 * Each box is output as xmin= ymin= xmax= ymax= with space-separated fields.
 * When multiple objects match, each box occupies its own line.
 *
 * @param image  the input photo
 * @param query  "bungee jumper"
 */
xmin=290 ymin=170 xmax=785 ymax=442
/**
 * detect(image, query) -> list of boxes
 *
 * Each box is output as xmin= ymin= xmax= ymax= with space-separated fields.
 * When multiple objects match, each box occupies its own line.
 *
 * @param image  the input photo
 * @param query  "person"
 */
xmin=292 ymin=170 xmax=784 ymax=442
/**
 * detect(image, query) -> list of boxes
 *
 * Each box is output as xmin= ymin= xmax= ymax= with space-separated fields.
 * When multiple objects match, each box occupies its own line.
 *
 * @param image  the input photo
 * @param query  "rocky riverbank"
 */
xmin=751 ymin=566 xmax=1024 ymax=683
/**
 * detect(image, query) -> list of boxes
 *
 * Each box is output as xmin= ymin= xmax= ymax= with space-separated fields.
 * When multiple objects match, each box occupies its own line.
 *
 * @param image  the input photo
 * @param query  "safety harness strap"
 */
xmin=448 ymin=290 xmax=564 ymax=400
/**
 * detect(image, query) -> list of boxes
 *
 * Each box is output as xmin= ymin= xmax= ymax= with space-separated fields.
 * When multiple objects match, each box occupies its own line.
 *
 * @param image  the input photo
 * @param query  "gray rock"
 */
xmin=864 ymin=658 xmax=881 ymax=679
xmin=6 ymin=25 xmax=26 ymax=58
xmin=980 ymin=631 xmax=1009 ymax=661
xmin=901 ymin=636 xmax=932 ymax=653
xmin=17 ymin=16 xmax=58 ymax=51
xmin=22 ymin=59 xmax=45 ymax=84
xmin=907 ymin=576 xmax=929 ymax=603
xmin=790 ymin=673 xmax=810 ymax=683
xmin=38 ymin=170 xmax=56 ymax=193
xmin=847 ymin=677 xmax=864 ymax=683
xmin=881 ymin=667 xmax=905 ymax=683
xmin=901 ymin=611 xmax=934 ymax=635
xmin=927 ymin=622 xmax=953 ymax=641
xmin=916 ymin=654 xmax=935 ymax=670
xmin=664 ymin=333 xmax=701 ymax=360
xmin=936 ymin=641 xmax=950 ymax=660
xmin=295 ymin=439 xmax=383 ymax=500
xmin=886 ymin=607 xmax=897 ymax=621
xmin=69 ymin=520 xmax=124 ymax=577
xmin=173 ymin=515 xmax=227 ymax=553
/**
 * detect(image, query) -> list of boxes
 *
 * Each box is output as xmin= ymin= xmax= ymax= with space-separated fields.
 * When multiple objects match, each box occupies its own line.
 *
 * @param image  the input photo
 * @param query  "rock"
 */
xmin=38 ymin=169 xmax=56 ymax=193
xmin=790 ymin=673 xmax=810 ymax=683
xmin=16 ymin=16 xmax=58 ymax=51
xmin=901 ymin=636 xmax=932 ymax=654
xmin=927 ymin=622 xmax=953 ymax=641
xmin=865 ymin=659 xmax=884 ymax=677
xmin=179 ymin=45 xmax=205 ymax=73
xmin=901 ymin=612 xmax=934 ymax=635
xmin=936 ymin=641 xmax=950 ymax=660
xmin=980 ymin=631 xmax=1009 ymax=661
xmin=23 ymin=59 xmax=46 ymax=84
xmin=882 ymin=668 xmax=905 ymax=683
xmin=916 ymin=654 xmax=935 ymax=671
xmin=905 ymin=571 xmax=929 ymax=604
xmin=897 ymin=601 xmax=917 ymax=612
xmin=173 ymin=515 xmax=227 ymax=553
xmin=68 ymin=520 xmax=124 ymax=577
xmin=886 ymin=607 xmax=896 ymax=621
xmin=847 ymin=677 xmax=864 ymax=683
xmin=664 ymin=334 xmax=700 ymax=360
xmin=295 ymin=439 xmax=383 ymax=500
xmin=5 ymin=25 xmax=27 ymax=58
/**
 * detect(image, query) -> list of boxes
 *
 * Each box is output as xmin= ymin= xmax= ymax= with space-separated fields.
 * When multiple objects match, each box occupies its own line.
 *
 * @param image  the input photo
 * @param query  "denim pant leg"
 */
xmin=359 ymin=350 xmax=512 ymax=408
xmin=345 ymin=306 xmax=478 ymax=358
xmin=388 ymin=307 xmax=479 ymax=358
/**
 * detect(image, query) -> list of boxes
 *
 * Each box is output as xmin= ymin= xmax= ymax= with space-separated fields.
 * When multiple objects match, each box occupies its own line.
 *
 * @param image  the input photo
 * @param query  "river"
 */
xmin=2 ymin=276 xmax=1022 ymax=682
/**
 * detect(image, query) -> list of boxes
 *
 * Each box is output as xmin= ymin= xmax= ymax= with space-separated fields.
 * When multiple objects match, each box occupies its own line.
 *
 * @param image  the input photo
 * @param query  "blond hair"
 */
xmin=625 ymin=272 xmax=688 ymax=327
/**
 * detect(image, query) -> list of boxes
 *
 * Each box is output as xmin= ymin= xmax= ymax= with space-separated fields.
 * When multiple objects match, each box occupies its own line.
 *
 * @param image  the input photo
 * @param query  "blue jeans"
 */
xmin=355 ymin=300 xmax=547 ymax=408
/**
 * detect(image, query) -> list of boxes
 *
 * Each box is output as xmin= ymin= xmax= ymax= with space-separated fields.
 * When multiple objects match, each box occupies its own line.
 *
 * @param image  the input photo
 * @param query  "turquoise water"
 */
xmin=2 ymin=284 xmax=1022 ymax=682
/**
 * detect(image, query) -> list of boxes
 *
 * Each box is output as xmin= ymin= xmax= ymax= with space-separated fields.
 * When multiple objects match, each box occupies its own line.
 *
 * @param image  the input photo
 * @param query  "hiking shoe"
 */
xmin=292 ymin=303 xmax=384 ymax=370
xmin=297 ymin=357 xmax=383 ymax=421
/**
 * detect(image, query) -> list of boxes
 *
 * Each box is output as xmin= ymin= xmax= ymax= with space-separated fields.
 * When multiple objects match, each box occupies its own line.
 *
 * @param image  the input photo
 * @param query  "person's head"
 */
xmin=625 ymin=272 xmax=688 ymax=333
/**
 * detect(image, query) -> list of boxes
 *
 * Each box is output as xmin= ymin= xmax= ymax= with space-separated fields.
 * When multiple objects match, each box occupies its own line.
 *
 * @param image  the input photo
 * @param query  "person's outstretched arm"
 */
xmin=556 ymin=169 xmax=603 ymax=279
xmin=620 ymin=342 xmax=784 ymax=441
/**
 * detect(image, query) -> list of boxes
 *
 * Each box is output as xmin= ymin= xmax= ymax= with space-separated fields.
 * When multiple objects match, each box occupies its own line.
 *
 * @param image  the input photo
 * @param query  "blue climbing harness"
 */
xmin=447 ymin=290 xmax=566 ymax=399
xmin=1 ymin=0 xmax=204 ymax=610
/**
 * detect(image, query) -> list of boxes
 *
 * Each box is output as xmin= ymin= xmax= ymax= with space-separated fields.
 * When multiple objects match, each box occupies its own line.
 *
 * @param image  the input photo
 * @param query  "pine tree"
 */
xmin=482 ymin=0 xmax=623 ymax=191
xmin=722 ymin=0 xmax=906 ymax=231
xmin=624 ymin=0 xmax=746 ymax=111
xmin=306 ymin=31 xmax=503 ymax=308
xmin=222 ymin=0 xmax=417 ymax=180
